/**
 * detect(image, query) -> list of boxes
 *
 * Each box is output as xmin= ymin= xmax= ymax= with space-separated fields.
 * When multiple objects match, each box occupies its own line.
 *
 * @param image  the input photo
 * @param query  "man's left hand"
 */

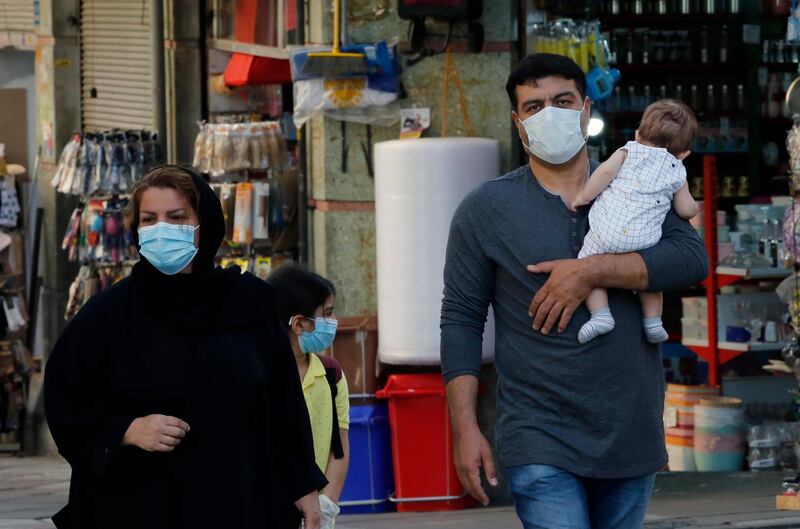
xmin=527 ymin=259 xmax=594 ymax=334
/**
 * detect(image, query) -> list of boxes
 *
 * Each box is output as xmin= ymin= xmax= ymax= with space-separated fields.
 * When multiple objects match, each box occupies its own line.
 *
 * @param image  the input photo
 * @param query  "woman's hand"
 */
xmin=122 ymin=414 xmax=190 ymax=452
xmin=295 ymin=491 xmax=321 ymax=529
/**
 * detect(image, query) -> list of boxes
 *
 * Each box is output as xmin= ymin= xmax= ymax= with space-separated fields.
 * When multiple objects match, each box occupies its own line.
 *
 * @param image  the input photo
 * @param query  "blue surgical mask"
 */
xmin=138 ymin=222 xmax=199 ymax=276
xmin=294 ymin=317 xmax=338 ymax=354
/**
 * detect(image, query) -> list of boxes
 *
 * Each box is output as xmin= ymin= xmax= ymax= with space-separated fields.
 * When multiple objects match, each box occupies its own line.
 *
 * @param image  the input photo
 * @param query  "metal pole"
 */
xmin=26 ymin=208 xmax=43 ymax=349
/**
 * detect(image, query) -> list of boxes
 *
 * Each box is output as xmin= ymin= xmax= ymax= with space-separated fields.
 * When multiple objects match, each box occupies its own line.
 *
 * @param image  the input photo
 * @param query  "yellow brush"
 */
xmin=303 ymin=0 xmax=368 ymax=76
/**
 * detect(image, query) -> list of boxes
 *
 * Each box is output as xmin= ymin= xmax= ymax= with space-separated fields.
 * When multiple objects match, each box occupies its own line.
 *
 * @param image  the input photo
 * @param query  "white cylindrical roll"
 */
xmin=375 ymin=138 xmax=498 ymax=366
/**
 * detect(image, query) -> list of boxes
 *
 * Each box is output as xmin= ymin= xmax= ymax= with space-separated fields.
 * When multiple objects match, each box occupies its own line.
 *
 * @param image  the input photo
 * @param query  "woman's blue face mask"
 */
xmin=138 ymin=222 xmax=199 ymax=275
xmin=292 ymin=316 xmax=338 ymax=353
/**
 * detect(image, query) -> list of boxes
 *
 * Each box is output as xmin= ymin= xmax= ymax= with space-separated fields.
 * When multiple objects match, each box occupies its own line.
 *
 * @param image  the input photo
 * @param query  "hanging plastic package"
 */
xmin=231 ymin=123 xmax=251 ymax=170
xmin=291 ymin=41 xmax=401 ymax=128
xmin=252 ymin=181 xmax=270 ymax=240
xmin=233 ymin=182 xmax=254 ymax=244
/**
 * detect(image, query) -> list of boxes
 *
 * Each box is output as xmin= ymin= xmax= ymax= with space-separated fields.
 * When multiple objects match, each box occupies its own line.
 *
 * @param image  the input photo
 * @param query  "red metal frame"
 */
xmin=684 ymin=156 xmax=746 ymax=385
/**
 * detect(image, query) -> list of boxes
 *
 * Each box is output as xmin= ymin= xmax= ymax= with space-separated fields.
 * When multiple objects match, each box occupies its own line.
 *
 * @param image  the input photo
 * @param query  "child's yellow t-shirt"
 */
xmin=302 ymin=353 xmax=350 ymax=473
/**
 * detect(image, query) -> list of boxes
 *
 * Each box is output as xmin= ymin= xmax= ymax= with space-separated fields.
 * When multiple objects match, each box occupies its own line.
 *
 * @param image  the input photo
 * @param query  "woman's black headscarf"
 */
xmin=129 ymin=166 xmax=240 ymax=333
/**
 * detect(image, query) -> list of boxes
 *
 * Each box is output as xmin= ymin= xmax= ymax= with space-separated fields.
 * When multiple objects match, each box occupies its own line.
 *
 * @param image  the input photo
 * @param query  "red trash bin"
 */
xmin=376 ymin=374 xmax=476 ymax=512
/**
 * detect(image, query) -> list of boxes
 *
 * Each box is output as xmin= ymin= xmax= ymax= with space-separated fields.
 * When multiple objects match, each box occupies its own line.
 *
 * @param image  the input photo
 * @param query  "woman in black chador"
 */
xmin=45 ymin=165 xmax=325 ymax=529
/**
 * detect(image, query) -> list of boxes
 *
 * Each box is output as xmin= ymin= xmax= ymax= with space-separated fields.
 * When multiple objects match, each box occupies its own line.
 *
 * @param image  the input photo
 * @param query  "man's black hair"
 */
xmin=269 ymin=265 xmax=336 ymax=328
xmin=506 ymin=54 xmax=587 ymax=110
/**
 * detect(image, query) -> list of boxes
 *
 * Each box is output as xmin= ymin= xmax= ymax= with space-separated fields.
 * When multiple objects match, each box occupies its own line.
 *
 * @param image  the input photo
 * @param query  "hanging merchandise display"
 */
xmin=291 ymin=41 xmax=401 ymax=127
xmin=61 ymin=199 xmax=136 ymax=265
xmin=252 ymin=181 xmax=270 ymax=241
xmin=54 ymin=132 xmax=159 ymax=320
xmin=192 ymin=121 xmax=287 ymax=179
xmin=233 ymin=182 xmax=254 ymax=244
xmin=51 ymin=130 xmax=161 ymax=196
xmin=64 ymin=263 xmax=135 ymax=321
xmin=0 ymin=145 xmax=21 ymax=230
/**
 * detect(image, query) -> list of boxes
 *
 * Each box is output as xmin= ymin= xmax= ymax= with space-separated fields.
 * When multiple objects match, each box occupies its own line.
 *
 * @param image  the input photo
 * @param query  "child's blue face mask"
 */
xmin=138 ymin=222 xmax=199 ymax=276
xmin=293 ymin=316 xmax=339 ymax=353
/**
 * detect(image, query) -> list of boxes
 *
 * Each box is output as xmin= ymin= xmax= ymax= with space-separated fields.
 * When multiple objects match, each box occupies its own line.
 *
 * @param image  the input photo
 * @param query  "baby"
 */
xmin=571 ymin=99 xmax=699 ymax=344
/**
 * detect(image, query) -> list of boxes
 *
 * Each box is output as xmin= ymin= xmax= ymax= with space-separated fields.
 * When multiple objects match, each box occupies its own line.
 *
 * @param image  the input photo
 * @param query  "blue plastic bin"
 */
xmin=339 ymin=403 xmax=395 ymax=514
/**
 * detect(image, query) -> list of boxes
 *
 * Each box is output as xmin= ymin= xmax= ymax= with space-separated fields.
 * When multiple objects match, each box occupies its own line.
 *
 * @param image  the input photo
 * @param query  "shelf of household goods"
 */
xmin=682 ymin=338 xmax=792 ymax=352
xmin=207 ymin=39 xmax=290 ymax=60
xmin=598 ymin=14 xmax=743 ymax=26
xmin=681 ymin=338 xmax=792 ymax=365
xmin=612 ymin=63 xmax=738 ymax=73
xmin=713 ymin=266 xmax=792 ymax=288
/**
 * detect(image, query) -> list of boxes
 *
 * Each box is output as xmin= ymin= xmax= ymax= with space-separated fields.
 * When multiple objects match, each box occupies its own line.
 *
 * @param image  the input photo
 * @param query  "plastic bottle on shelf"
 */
xmin=642 ymin=32 xmax=650 ymax=64
xmin=644 ymin=85 xmax=652 ymax=107
xmin=691 ymin=84 xmax=700 ymax=109
xmin=768 ymin=73 xmax=782 ymax=118
xmin=705 ymin=0 xmax=716 ymax=13
xmin=721 ymin=84 xmax=730 ymax=112
xmin=706 ymin=84 xmax=716 ymax=111
xmin=676 ymin=84 xmax=684 ymax=102
xmin=659 ymin=84 xmax=668 ymax=100
xmin=701 ymin=27 xmax=710 ymax=63
xmin=626 ymin=32 xmax=635 ymax=64
xmin=737 ymin=84 xmax=745 ymax=108
xmin=720 ymin=26 xmax=728 ymax=63
xmin=776 ymin=40 xmax=786 ymax=63
xmin=783 ymin=73 xmax=794 ymax=118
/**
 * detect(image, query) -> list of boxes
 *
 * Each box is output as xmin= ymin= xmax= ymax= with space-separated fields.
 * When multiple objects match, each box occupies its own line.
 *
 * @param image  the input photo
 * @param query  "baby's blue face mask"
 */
xmin=292 ymin=316 xmax=339 ymax=354
xmin=138 ymin=222 xmax=199 ymax=276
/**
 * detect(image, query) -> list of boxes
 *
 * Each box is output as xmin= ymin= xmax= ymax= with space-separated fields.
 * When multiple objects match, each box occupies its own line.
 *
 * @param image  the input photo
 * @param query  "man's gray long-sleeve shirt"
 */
xmin=440 ymin=164 xmax=709 ymax=479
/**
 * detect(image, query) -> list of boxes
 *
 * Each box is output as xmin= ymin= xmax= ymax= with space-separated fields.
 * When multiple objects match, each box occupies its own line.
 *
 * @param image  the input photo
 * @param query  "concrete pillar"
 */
xmin=34 ymin=0 xmax=83 ymax=455
xmin=163 ymin=0 xmax=204 ymax=165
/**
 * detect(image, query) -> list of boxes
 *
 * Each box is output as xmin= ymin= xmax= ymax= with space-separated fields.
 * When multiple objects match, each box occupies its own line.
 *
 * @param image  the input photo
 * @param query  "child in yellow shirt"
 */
xmin=271 ymin=266 xmax=350 ymax=529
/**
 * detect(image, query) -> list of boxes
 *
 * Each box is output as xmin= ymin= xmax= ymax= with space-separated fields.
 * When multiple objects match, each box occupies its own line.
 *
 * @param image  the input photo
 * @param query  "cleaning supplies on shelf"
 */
xmin=291 ymin=41 xmax=400 ymax=127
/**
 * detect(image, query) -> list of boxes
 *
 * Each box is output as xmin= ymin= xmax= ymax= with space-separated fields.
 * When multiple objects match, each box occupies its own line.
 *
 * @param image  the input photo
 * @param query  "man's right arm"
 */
xmin=440 ymin=194 xmax=497 ymax=505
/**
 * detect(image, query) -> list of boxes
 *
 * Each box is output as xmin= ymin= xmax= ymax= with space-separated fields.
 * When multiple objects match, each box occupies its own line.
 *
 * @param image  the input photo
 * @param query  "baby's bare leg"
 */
xmin=640 ymin=291 xmax=668 ymax=343
xmin=578 ymin=287 xmax=615 ymax=344
xmin=640 ymin=291 xmax=663 ymax=318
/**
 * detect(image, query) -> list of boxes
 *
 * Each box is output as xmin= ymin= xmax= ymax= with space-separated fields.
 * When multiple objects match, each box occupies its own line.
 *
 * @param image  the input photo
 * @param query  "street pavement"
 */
xmin=4 ymin=456 xmax=800 ymax=528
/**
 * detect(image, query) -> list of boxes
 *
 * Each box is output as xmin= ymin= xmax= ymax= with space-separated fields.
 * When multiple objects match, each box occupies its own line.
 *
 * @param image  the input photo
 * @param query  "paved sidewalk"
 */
xmin=4 ymin=456 xmax=800 ymax=529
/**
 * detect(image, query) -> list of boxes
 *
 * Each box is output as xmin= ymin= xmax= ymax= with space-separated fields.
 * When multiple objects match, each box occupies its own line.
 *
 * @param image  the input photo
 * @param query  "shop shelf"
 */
xmin=612 ymin=63 xmax=739 ymax=73
xmin=598 ymin=14 xmax=744 ymax=26
xmin=207 ymin=39 xmax=290 ymax=60
xmin=682 ymin=338 xmax=791 ymax=366
xmin=711 ymin=266 xmax=791 ymax=289
xmin=715 ymin=266 xmax=792 ymax=281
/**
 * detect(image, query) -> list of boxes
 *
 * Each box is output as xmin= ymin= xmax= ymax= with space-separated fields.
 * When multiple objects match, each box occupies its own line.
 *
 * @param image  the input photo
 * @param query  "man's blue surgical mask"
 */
xmin=293 ymin=317 xmax=339 ymax=354
xmin=518 ymin=103 xmax=588 ymax=165
xmin=138 ymin=222 xmax=199 ymax=276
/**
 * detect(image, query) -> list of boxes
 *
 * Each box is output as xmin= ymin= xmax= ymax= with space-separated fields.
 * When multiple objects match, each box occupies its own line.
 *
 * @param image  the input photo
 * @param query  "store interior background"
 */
xmin=4 ymin=0 xmax=800 ymax=511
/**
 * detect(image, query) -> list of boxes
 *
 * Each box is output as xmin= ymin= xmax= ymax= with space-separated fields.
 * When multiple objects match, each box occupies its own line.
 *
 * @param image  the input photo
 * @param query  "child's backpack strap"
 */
xmin=318 ymin=355 xmax=344 ymax=459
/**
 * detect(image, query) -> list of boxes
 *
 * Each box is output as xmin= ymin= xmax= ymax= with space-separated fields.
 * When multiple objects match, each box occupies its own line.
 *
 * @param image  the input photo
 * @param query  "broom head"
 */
xmin=302 ymin=50 xmax=369 ymax=77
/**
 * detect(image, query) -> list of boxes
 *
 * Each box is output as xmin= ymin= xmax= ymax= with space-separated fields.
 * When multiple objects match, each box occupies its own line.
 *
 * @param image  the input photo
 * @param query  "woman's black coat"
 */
xmin=44 ymin=168 xmax=326 ymax=528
